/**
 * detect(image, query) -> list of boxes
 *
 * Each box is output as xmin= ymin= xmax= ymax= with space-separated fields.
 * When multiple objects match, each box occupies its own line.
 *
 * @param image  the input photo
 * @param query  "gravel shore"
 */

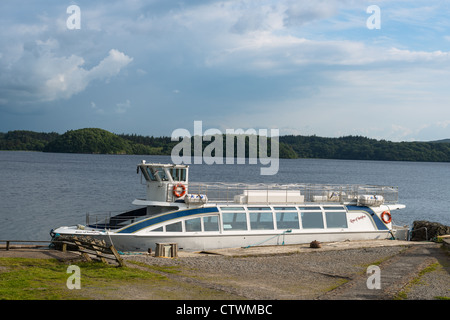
xmin=124 ymin=240 xmax=450 ymax=300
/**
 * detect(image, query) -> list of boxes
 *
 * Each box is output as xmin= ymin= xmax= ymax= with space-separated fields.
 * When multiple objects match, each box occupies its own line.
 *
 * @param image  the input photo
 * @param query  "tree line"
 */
xmin=1 ymin=128 xmax=450 ymax=162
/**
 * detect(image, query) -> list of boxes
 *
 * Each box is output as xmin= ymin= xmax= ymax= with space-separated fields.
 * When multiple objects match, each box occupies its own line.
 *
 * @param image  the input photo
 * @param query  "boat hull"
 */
xmin=52 ymin=228 xmax=392 ymax=252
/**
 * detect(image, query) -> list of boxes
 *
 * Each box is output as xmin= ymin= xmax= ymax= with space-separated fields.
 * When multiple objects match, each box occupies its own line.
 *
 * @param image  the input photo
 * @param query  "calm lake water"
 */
xmin=0 ymin=151 xmax=449 ymax=241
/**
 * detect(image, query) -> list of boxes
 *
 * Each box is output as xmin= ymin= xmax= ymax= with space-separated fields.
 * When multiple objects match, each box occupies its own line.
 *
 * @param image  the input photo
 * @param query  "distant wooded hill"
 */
xmin=2 ymin=128 xmax=450 ymax=162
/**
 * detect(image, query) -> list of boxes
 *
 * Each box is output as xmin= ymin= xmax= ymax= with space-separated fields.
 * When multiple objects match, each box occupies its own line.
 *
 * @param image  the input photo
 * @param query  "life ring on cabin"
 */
xmin=381 ymin=211 xmax=392 ymax=224
xmin=173 ymin=183 xmax=187 ymax=198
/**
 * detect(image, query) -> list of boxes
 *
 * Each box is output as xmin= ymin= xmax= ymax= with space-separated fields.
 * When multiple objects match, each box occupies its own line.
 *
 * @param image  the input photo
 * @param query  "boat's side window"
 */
xmin=165 ymin=221 xmax=182 ymax=232
xmin=325 ymin=211 xmax=348 ymax=228
xmin=249 ymin=211 xmax=274 ymax=230
xmin=273 ymin=207 xmax=296 ymax=211
xmin=146 ymin=168 xmax=158 ymax=181
xmin=157 ymin=169 xmax=168 ymax=181
xmin=323 ymin=206 xmax=345 ymax=210
xmin=170 ymin=168 xmax=187 ymax=182
xmin=220 ymin=207 xmax=245 ymax=211
xmin=298 ymin=206 xmax=321 ymax=211
xmin=150 ymin=226 xmax=163 ymax=232
xmin=222 ymin=212 xmax=247 ymax=231
xmin=301 ymin=211 xmax=324 ymax=229
xmin=203 ymin=216 xmax=219 ymax=232
xmin=185 ymin=217 xmax=202 ymax=232
xmin=275 ymin=212 xmax=299 ymax=229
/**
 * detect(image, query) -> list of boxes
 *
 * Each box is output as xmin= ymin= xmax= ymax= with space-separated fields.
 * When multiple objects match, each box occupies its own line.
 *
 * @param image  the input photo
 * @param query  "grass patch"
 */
xmin=126 ymin=260 xmax=182 ymax=274
xmin=394 ymin=262 xmax=444 ymax=300
xmin=0 ymin=257 xmax=166 ymax=300
xmin=323 ymin=278 xmax=349 ymax=293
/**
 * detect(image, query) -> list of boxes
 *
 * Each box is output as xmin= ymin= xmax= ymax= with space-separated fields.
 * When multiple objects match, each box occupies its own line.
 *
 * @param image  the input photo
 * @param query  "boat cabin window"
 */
xmin=249 ymin=212 xmax=274 ymax=230
xmin=323 ymin=206 xmax=345 ymax=210
xmin=273 ymin=207 xmax=296 ymax=211
xmin=157 ymin=168 xmax=169 ymax=181
xmin=165 ymin=221 xmax=182 ymax=232
xmin=325 ymin=211 xmax=348 ymax=228
xmin=301 ymin=211 xmax=324 ymax=229
xmin=298 ymin=206 xmax=321 ymax=211
xmin=143 ymin=166 xmax=187 ymax=182
xmin=220 ymin=206 xmax=245 ymax=211
xmin=145 ymin=167 xmax=169 ymax=181
xmin=185 ymin=217 xmax=201 ymax=232
xmin=169 ymin=168 xmax=187 ymax=182
xmin=222 ymin=212 xmax=247 ymax=231
xmin=145 ymin=167 xmax=158 ymax=181
xmin=276 ymin=212 xmax=299 ymax=229
xmin=203 ymin=216 xmax=220 ymax=232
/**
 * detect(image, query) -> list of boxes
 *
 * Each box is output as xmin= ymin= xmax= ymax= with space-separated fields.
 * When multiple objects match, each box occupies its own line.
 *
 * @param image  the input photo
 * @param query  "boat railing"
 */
xmin=85 ymin=207 xmax=148 ymax=230
xmin=168 ymin=182 xmax=399 ymax=205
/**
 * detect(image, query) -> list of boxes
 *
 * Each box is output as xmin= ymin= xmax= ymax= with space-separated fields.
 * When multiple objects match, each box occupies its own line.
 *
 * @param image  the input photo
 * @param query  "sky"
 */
xmin=1 ymin=0 xmax=450 ymax=142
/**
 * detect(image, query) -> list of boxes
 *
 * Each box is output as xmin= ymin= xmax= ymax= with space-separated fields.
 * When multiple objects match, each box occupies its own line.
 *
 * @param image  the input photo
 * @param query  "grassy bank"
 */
xmin=0 ymin=257 xmax=242 ymax=300
xmin=0 ymin=257 xmax=165 ymax=300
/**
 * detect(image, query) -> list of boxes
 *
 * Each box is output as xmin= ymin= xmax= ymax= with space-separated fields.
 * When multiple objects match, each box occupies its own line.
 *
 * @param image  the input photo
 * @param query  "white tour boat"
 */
xmin=51 ymin=161 xmax=407 ymax=252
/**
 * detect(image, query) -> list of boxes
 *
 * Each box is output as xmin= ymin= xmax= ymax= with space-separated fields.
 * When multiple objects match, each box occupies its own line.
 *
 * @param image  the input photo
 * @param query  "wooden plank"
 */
xmin=109 ymin=245 xmax=124 ymax=267
xmin=50 ymin=236 xmax=123 ymax=266
xmin=74 ymin=240 xmax=92 ymax=262
xmin=74 ymin=248 xmax=118 ymax=261
xmin=172 ymin=243 xmax=178 ymax=258
xmin=155 ymin=243 xmax=178 ymax=258
xmin=155 ymin=243 xmax=163 ymax=257
xmin=64 ymin=239 xmax=110 ymax=251
xmin=92 ymin=244 xmax=107 ymax=264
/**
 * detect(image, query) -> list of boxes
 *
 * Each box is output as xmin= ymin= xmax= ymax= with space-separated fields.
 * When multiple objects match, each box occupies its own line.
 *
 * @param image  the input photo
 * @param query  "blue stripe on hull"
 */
xmin=346 ymin=205 xmax=388 ymax=230
xmin=117 ymin=207 xmax=219 ymax=234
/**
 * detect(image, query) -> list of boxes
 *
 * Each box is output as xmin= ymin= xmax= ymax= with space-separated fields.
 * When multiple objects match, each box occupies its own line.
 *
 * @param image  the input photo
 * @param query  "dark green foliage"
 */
xmin=2 ymin=128 xmax=450 ymax=161
xmin=43 ymin=128 xmax=128 ymax=154
xmin=0 ymin=130 xmax=59 ymax=151
xmin=278 ymin=135 xmax=450 ymax=161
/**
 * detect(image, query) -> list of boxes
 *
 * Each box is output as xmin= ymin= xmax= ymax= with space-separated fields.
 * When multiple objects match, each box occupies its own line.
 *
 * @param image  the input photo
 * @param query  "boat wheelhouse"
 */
xmin=51 ymin=161 xmax=407 ymax=251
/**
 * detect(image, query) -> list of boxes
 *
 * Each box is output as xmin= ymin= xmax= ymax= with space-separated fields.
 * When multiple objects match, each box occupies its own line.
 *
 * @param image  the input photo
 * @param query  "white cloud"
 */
xmin=1 ymin=41 xmax=133 ymax=108
xmin=283 ymin=0 xmax=340 ymax=27
xmin=44 ymin=48 xmax=133 ymax=102
xmin=87 ymin=49 xmax=133 ymax=82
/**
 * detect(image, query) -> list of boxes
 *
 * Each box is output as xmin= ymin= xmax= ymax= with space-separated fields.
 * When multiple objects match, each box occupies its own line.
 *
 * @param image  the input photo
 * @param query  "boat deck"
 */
xmin=173 ymin=182 xmax=399 ymax=205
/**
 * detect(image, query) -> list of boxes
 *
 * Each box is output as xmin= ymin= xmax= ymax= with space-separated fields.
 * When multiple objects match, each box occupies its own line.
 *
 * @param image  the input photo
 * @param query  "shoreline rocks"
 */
xmin=411 ymin=220 xmax=450 ymax=241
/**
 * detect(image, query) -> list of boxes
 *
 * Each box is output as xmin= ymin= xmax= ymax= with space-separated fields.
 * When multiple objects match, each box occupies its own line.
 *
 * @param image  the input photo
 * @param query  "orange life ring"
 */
xmin=381 ymin=211 xmax=392 ymax=224
xmin=173 ymin=183 xmax=187 ymax=198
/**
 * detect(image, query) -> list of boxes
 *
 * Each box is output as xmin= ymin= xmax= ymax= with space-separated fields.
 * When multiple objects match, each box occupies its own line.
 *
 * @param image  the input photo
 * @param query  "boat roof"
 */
xmin=138 ymin=161 xmax=189 ymax=168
